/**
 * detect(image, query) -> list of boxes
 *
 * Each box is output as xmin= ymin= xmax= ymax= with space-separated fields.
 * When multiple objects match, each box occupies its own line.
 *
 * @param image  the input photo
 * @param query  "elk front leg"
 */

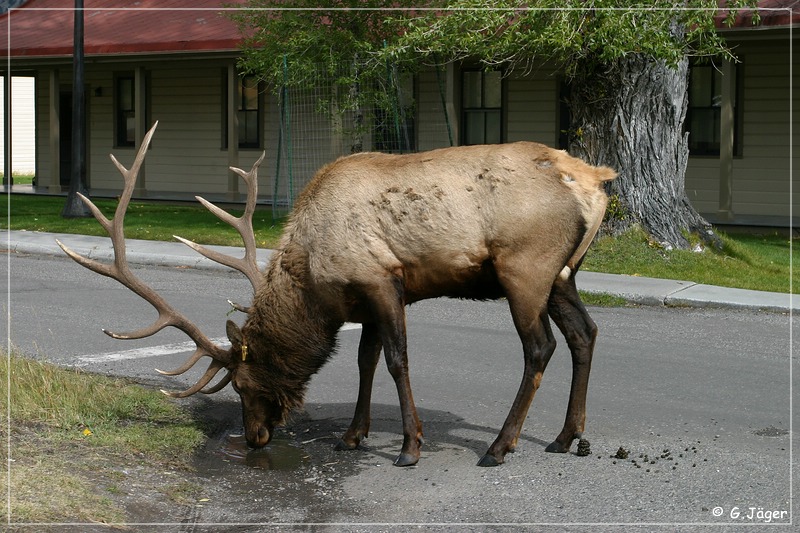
xmin=336 ymin=323 xmax=382 ymax=451
xmin=544 ymin=274 xmax=597 ymax=454
xmin=365 ymin=276 xmax=423 ymax=467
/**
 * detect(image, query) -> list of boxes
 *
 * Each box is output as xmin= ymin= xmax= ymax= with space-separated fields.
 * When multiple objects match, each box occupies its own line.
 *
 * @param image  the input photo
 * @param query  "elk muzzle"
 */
xmin=238 ymin=393 xmax=280 ymax=448
xmin=245 ymin=424 xmax=272 ymax=448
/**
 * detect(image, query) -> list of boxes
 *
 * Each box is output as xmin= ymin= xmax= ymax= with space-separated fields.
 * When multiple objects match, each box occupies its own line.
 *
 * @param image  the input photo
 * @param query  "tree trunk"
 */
xmin=568 ymin=54 xmax=717 ymax=249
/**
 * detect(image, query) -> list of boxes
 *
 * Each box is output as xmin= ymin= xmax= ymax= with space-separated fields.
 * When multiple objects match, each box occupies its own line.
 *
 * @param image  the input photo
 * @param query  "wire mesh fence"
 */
xmin=267 ymin=59 xmax=453 ymax=217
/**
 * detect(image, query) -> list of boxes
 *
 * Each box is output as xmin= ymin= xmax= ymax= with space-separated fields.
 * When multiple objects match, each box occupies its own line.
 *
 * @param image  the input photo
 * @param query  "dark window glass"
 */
xmin=116 ymin=76 xmax=135 ymax=147
xmin=687 ymin=62 xmax=739 ymax=156
xmin=461 ymin=70 xmax=503 ymax=145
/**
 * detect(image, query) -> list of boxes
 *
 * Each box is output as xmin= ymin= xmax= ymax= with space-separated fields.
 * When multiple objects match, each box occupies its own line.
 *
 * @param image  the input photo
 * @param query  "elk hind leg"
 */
xmin=479 ymin=274 xmax=557 ymax=467
xmin=336 ymin=323 xmax=382 ymax=451
xmin=544 ymin=273 xmax=598 ymax=453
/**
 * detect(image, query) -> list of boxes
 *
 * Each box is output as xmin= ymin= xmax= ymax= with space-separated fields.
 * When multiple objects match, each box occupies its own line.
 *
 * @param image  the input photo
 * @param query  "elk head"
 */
xmin=57 ymin=122 xmax=279 ymax=448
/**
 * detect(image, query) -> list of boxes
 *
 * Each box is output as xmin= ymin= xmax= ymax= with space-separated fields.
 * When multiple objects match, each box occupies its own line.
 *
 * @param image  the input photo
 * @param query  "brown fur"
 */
xmin=69 ymin=122 xmax=616 ymax=465
xmin=228 ymin=141 xmax=617 ymax=465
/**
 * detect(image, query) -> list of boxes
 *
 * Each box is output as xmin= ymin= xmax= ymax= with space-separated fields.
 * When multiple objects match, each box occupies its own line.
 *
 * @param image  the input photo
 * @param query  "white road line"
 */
xmin=75 ymin=323 xmax=363 ymax=365
xmin=74 ymin=337 xmax=230 ymax=365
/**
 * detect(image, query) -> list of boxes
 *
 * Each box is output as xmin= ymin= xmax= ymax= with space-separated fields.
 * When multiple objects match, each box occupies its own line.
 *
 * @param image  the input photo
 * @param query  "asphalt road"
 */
xmin=5 ymin=252 xmax=795 ymax=530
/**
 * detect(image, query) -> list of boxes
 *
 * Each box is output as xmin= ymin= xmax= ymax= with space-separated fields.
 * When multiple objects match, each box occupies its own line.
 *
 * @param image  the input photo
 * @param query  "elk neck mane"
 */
xmin=240 ymin=246 xmax=342 ymax=412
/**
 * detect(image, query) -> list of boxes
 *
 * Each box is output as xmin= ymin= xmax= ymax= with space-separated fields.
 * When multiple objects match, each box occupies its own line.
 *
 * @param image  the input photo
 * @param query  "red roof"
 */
xmin=1 ymin=0 xmax=248 ymax=58
xmin=716 ymin=0 xmax=800 ymax=29
xmin=2 ymin=1 xmax=796 ymax=60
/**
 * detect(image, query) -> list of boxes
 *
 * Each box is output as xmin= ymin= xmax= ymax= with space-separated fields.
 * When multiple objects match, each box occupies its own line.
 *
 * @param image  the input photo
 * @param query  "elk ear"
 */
xmin=226 ymin=320 xmax=243 ymax=348
xmin=226 ymin=320 xmax=250 ymax=362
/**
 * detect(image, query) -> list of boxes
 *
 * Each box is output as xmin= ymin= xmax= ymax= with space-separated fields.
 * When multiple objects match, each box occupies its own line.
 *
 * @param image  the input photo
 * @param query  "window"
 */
xmin=223 ymin=75 xmax=262 ymax=149
xmin=115 ymin=75 xmax=135 ymax=147
xmin=461 ymin=70 xmax=503 ymax=145
xmin=687 ymin=62 xmax=739 ymax=156
xmin=238 ymin=75 xmax=261 ymax=148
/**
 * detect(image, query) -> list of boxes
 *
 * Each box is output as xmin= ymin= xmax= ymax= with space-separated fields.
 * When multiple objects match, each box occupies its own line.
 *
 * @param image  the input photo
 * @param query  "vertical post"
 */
xmin=49 ymin=69 xmax=60 ymax=190
xmin=3 ymin=72 xmax=11 ymax=188
xmin=283 ymin=56 xmax=293 ymax=208
xmin=435 ymin=61 xmax=459 ymax=148
xmin=62 ymin=0 xmax=90 ymax=217
xmin=384 ymin=40 xmax=403 ymax=153
xmin=133 ymin=65 xmax=147 ymax=195
xmin=273 ymin=86 xmax=283 ymax=219
xmin=718 ymin=60 xmax=735 ymax=221
xmin=446 ymin=63 xmax=458 ymax=146
xmin=227 ymin=62 xmax=239 ymax=199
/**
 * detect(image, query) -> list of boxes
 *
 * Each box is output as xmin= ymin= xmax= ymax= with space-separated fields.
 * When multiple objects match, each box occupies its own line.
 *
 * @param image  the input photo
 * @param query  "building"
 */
xmin=1 ymin=0 xmax=797 ymax=226
xmin=0 ymin=75 xmax=35 ymax=175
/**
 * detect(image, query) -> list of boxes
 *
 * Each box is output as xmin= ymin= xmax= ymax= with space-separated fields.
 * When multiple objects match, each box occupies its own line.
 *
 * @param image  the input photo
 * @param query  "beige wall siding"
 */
xmin=87 ymin=69 xmax=119 ymax=190
xmin=506 ymin=69 xmax=559 ymax=146
xmin=684 ymin=158 xmax=719 ymax=214
xmin=146 ymin=65 xmax=229 ymax=194
xmin=734 ymin=42 xmax=797 ymax=218
xmin=416 ymin=68 xmax=456 ymax=151
xmin=685 ymin=38 xmax=798 ymax=220
xmin=0 ymin=76 xmax=36 ymax=175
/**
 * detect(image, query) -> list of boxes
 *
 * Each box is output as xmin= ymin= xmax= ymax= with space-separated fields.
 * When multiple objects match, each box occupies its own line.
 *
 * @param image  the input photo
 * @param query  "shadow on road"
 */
xmin=190 ymin=395 xmax=556 ymax=471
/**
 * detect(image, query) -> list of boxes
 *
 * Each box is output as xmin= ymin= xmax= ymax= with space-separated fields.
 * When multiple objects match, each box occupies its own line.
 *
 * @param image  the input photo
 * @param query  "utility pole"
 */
xmin=62 ymin=0 xmax=90 ymax=218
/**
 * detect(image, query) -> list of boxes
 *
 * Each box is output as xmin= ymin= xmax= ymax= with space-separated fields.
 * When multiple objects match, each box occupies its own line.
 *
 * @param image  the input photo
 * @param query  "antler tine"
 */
xmin=59 ymin=122 xmax=232 ymax=397
xmin=200 ymin=371 xmax=232 ymax=394
xmin=155 ymin=347 xmax=208 ymax=376
xmin=161 ymin=360 xmax=227 ymax=399
xmin=174 ymin=152 xmax=266 ymax=293
xmin=227 ymin=299 xmax=252 ymax=315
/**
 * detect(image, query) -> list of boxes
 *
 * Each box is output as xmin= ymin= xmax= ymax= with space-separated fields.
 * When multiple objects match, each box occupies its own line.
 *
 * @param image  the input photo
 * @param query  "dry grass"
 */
xmin=1 ymin=353 xmax=206 ymax=524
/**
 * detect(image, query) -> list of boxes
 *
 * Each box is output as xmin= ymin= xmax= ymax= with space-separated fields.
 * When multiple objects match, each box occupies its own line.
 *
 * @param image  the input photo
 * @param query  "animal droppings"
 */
xmin=614 ymin=447 xmax=629 ymax=459
xmin=576 ymin=438 xmax=592 ymax=456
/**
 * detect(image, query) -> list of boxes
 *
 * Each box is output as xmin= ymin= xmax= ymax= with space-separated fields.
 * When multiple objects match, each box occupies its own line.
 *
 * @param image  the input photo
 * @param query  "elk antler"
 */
xmin=56 ymin=121 xmax=258 ymax=397
xmin=174 ymin=151 xmax=266 ymax=296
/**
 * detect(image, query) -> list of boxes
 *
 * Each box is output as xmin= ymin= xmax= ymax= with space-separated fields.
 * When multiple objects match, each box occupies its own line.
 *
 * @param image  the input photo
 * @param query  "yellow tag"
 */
xmin=82 ymin=428 xmax=93 ymax=437
xmin=241 ymin=343 xmax=248 ymax=362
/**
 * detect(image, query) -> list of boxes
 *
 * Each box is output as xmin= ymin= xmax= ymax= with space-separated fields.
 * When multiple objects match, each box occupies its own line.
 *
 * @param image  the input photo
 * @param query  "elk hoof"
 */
xmin=334 ymin=438 xmax=358 ymax=451
xmin=477 ymin=453 xmax=503 ymax=467
xmin=393 ymin=452 xmax=419 ymax=467
xmin=545 ymin=441 xmax=569 ymax=453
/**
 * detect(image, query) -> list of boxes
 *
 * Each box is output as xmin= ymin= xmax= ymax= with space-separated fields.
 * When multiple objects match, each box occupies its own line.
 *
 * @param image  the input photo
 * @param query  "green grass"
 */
xmin=1 ymin=194 xmax=794 ymax=294
xmin=579 ymin=291 xmax=629 ymax=307
xmin=1 ymin=353 xmax=206 ymax=523
xmin=1 ymin=194 xmax=286 ymax=248
xmin=583 ymin=226 xmax=795 ymax=294
xmin=1 ymin=173 xmax=35 ymax=185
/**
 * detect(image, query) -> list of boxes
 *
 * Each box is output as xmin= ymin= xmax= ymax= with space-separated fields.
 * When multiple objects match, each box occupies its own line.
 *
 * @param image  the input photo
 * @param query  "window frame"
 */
xmin=223 ymin=74 xmax=264 ymax=150
xmin=114 ymin=73 xmax=136 ymax=148
xmin=460 ymin=68 xmax=504 ymax=146
xmin=686 ymin=60 xmax=742 ymax=157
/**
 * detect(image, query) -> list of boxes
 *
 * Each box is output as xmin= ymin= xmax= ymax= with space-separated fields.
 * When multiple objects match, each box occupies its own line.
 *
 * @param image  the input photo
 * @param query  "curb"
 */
xmin=5 ymin=230 xmax=794 ymax=314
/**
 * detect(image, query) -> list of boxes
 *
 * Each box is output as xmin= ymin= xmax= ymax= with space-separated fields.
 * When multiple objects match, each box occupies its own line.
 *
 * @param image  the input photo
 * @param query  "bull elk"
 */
xmin=59 ymin=121 xmax=616 ymax=467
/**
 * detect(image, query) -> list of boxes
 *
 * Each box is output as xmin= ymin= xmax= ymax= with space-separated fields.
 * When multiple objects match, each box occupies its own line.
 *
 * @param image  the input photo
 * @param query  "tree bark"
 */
xmin=568 ymin=54 xmax=717 ymax=249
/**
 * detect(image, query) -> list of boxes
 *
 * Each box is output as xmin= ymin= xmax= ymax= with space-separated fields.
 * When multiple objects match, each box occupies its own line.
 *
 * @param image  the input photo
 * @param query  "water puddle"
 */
xmin=213 ymin=430 xmax=311 ymax=470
